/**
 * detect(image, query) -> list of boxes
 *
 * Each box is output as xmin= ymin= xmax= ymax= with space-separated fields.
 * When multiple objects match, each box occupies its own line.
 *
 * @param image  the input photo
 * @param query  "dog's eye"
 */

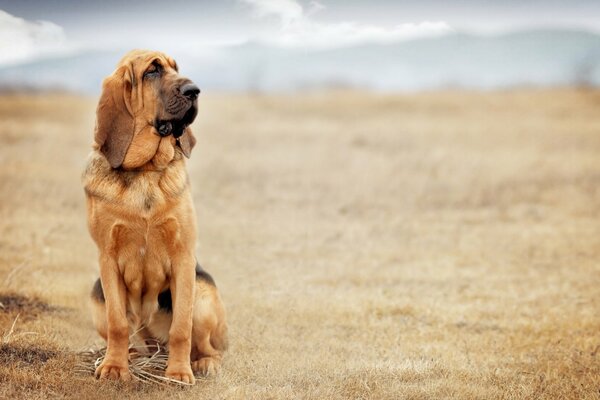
xmin=144 ymin=64 xmax=161 ymax=79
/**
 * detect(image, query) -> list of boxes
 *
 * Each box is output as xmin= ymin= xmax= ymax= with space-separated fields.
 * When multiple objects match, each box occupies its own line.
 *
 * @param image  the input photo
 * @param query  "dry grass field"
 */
xmin=0 ymin=89 xmax=599 ymax=399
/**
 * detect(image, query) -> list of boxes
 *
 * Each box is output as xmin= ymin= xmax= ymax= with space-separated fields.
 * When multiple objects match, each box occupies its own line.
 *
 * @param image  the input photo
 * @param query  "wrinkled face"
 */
xmin=94 ymin=50 xmax=198 ymax=170
xmin=135 ymin=53 xmax=199 ymax=138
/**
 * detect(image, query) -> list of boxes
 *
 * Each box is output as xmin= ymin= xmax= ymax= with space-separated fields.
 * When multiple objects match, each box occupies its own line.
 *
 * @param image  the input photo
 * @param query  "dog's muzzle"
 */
xmin=155 ymin=84 xmax=199 ymax=139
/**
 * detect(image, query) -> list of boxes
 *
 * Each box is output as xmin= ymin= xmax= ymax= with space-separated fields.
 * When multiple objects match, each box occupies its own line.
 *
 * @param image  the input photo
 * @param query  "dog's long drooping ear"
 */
xmin=94 ymin=67 xmax=134 ymax=168
xmin=178 ymin=127 xmax=196 ymax=158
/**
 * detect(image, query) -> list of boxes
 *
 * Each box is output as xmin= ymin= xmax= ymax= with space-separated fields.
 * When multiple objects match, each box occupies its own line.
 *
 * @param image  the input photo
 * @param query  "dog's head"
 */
xmin=94 ymin=49 xmax=198 ymax=169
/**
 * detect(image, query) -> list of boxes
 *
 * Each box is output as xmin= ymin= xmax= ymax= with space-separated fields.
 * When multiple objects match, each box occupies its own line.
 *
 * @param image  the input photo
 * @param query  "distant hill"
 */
xmin=1 ymin=29 xmax=599 ymax=94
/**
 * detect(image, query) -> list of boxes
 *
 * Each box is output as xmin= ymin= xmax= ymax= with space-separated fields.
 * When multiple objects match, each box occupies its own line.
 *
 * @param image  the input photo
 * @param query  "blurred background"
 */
xmin=0 ymin=1 xmax=599 ymax=399
xmin=1 ymin=0 xmax=599 ymax=93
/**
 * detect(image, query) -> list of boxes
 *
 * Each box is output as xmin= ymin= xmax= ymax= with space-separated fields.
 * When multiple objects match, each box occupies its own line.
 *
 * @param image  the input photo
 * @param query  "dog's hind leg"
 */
xmin=190 ymin=269 xmax=228 ymax=377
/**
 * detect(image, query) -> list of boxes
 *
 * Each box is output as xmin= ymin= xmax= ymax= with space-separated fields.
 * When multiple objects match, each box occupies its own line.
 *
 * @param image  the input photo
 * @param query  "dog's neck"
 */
xmin=118 ymin=127 xmax=183 ymax=171
xmin=83 ymin=149 xmax=189 ymax=208
xmin=123 ymin=148 xmax=184 ymax=173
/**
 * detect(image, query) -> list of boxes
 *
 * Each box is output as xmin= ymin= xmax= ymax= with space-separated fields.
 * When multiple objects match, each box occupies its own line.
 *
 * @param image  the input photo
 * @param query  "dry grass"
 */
xmin=76 ymin=341 xmax=195 ymax=386
xmin=0 ymin=89 xmax=599 ymax=399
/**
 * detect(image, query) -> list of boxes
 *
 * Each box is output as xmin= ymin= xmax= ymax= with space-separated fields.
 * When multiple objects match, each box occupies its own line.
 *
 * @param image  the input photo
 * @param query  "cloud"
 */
xmin=0 ymin=10 xmax=68 ymax=66
xmin=278 ymin=20 xmax=453 ymax=48
xmin=239 ymin=0 xmax=452 ymax=48
xmin=240 ymin=0 xmax=303 ymax=25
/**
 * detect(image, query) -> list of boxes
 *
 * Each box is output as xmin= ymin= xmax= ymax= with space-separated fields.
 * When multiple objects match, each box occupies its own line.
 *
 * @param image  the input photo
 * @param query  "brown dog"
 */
xmin=82 ymin=50 xmax=227 ymax=384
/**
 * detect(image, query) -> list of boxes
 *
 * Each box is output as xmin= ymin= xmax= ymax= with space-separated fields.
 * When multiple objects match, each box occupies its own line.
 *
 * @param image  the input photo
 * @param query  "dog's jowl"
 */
xmin=83 ymin=50 xmax=228 ymax=384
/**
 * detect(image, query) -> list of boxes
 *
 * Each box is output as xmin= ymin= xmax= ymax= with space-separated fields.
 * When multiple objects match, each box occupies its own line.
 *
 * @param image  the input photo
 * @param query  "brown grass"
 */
xmin=0 ymin=89 xmax=599 ymax=399
xmin=76 ymin=341 xmax=194 ymax=386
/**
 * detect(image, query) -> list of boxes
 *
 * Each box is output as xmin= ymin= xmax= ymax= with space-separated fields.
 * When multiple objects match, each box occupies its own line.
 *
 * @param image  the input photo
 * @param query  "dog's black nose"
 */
xmin=181 ymin=83 xmax=200 ymax=100
xmin=157 ymin=121 xmax=172 ymax=137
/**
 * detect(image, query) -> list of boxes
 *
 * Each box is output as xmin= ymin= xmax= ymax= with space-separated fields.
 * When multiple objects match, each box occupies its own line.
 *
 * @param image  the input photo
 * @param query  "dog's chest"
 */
xmin=111 ymin=209 xmax=182 ymax=280
xmin=115 ymin=219 xmax=180 ymax=320
xmin=124 ymin=174 xmax=164 ymax=211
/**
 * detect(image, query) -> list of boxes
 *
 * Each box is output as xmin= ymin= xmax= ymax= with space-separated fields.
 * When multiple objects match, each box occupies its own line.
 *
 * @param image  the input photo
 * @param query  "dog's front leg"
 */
xmin=165 ymin=254 xmax=196 ymax=384
xmin=95 ymin=254 xmax=131 ymax=381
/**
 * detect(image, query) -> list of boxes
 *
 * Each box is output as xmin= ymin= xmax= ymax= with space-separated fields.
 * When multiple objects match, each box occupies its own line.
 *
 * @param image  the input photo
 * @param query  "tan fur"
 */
xmin=84 ymin=50 xmax=227 ymax=384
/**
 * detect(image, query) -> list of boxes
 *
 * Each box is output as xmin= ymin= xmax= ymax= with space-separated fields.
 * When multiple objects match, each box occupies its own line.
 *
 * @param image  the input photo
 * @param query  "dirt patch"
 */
xmin=0 ymin=293 xmax=56 ymax=320
xmin=0 ymin=343 xmax=59 ymax=366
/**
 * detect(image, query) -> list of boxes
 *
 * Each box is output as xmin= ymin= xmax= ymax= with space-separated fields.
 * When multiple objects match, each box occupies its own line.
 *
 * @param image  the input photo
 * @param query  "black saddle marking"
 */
xmin=158 ymin=263 xmax=217 ymax=313
xmin=91 ymin=278 xmax=105 ymax=302
xmin=195 ymin=263 xmax=216 ymax=287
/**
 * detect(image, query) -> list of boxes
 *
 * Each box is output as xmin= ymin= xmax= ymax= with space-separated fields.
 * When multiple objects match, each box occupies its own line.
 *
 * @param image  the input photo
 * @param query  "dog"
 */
xmin=82 ymin=50 xmax=227 ymax=384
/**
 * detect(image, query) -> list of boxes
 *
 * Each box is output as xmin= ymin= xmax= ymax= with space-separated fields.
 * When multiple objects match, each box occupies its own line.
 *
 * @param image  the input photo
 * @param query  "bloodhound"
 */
xmin=82 ymin=50 xmax=227 ymax=384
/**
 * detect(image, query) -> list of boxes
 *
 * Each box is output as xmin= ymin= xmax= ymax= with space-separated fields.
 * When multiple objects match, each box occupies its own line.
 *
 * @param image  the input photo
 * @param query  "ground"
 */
xmin=0 ymin=89 xmax=599 ymax=399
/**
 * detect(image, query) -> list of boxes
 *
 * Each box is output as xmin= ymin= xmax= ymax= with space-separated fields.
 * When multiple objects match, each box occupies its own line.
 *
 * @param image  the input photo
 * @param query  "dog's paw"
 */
xmin=191 ymin=356 xmax=221 ymax=377
xmin=95 ymin=360 xmax=131 ymax=381
xmin=165 ymin=364 xmax=195 ymax=384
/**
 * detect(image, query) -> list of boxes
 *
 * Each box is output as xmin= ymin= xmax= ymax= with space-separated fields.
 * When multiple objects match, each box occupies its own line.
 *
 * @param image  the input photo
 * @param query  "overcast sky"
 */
xmin=1 ymin=0 xmax=599 ymax=65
